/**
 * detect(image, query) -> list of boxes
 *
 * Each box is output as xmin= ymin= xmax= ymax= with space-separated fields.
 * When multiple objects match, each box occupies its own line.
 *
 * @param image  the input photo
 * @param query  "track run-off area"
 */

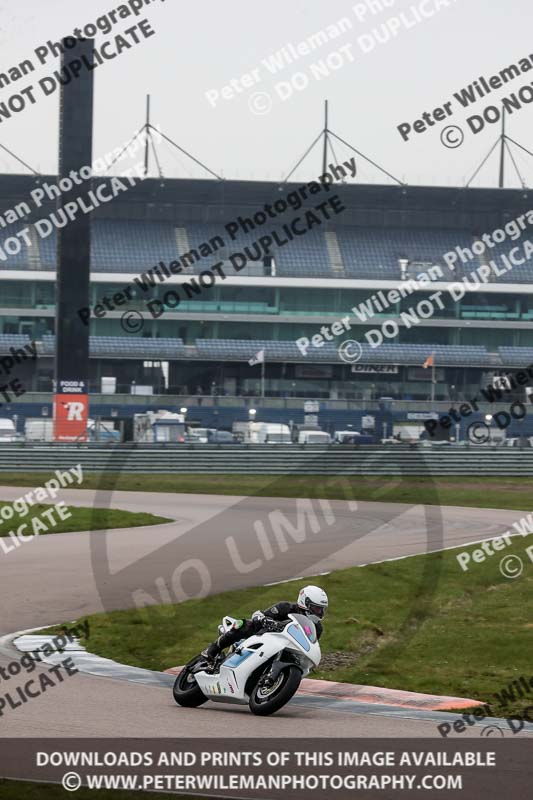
xmin=0 ymin=485 xmax=530 ymax=739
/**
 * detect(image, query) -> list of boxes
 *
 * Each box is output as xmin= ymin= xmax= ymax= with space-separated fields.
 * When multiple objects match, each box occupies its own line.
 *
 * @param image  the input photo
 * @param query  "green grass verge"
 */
xmin=0 ymin=473 xmax=532 ymax=511
xmin=0 ymin=504 xmax=169 ymax=537
xmin=66 ymin=535 xmax=533 ymax=719
xmin=0 ymin=781 xmax=198 ymax=800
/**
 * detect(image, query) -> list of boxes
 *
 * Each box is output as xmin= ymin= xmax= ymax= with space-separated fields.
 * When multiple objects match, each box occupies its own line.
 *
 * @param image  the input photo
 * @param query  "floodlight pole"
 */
xmin=322 ymin=100 xmax=328 ymax=176
xmin=282 ymin=101 xmax=404 ymax=185
xmin=144 ymin=94 xmax=151 ymax=177
xmin=498 ymin=107 xmax=506 ymax=188
xmin=466 ymin=105 xmax=530 ymax=189
xmin=103 ymin=96 xmax=223 ymax=180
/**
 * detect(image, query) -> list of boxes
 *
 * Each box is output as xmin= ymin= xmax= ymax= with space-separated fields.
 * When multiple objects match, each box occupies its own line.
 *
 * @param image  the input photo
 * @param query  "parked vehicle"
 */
xmin=333 ymin=430 xmax=356 ymax=443
xmin=25 ymin=418 xmax=54 ymax=442
xmin=298 ymin=430 xmax=331 ymax=444
xmin=391 ymin=423 xmax=424 ymax=444
xmin=0 ymin=418 xmax=22 ymax=443
xmin=134 ymin=410 xmax=186 ymax=443
xmin=87 ymin=419 xmax=120 ymax=443
xmin=257 ymin=423 xmax=292 ymax=444
xmin=188 ymin=427 xmax=216 ymax=443
xmin=234 ymin=422 xmax=291 ymax=444
xmin=292 ymin=423 xmax=326 ymax=444
xmin=333 ymin=430 xmax=373 ymax=444
xmin=502 ymin=436 xmax=532 ymax=448
xmin=207 ymin=430 xmax=238 ymax=444
xmin=337 ymin=432 xmax=373 ymax=445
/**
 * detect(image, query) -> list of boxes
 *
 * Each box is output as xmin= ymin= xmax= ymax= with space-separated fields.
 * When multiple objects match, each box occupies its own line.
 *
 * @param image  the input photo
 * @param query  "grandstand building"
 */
xmin=1 ymin=173 xmax=533 ymax=435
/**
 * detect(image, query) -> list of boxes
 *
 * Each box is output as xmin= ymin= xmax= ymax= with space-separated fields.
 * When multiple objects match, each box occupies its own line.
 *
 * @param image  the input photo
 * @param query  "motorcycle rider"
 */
xmin=201 ymin=585 xmax=328 ymax=663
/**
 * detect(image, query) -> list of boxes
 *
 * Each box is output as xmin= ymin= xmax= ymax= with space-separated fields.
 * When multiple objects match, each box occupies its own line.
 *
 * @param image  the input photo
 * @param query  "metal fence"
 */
xmin=0 ymin=443 xmax=530 ymax=475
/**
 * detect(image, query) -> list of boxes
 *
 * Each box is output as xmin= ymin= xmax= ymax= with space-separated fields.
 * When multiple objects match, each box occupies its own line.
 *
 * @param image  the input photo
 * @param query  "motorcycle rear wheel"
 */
xmin=173 ymin=665 xmax=208 ymax=707
xmin=249 ymin=665 xmax=301 ymax=716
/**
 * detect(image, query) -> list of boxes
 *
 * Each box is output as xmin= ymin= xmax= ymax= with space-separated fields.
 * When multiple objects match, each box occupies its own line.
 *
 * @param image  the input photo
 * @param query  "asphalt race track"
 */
xmin=0 ymin=486 xmax=528 ymax=739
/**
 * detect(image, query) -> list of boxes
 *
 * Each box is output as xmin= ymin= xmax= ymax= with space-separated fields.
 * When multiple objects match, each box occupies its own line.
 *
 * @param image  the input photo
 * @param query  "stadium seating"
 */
xmin=498 ymin=347 xmax=533 ymax=367
xmin=0 ymin=225 xmax=36 ymax=268
xmin=3 ymin=220 xmax=533 ymax=284
xmin=474 ymin=239 xmax=533 ymax=283
xmin=0 ymin=331 xmax=500 ymax=367
xmin=0 ymin=334 xmax=33 ymax=351
xmin=336 ymin=228 xmax=463 ymax=280
xmin=195 ymin=339 xmax=493 ymax=366
xmin=41 ymin=335 xmax=186 ymax=358
xmin=91 ymin=220 xmax=179 ymax=271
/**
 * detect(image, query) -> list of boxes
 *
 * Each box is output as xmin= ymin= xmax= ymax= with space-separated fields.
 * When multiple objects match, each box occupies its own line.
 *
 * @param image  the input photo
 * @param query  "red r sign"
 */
xmin=53 ymin=394 xmax=88 ymax=442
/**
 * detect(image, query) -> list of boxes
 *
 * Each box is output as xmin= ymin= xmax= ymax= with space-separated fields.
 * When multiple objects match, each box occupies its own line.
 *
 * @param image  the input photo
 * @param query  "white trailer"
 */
xmin=298 ymin=430 xmax=331 ymax=444
xmin=25 ymin=418 xmax=54 ymax=442
xmin=0 ymin=418 xmax=21 ymax=442
xmin=134 ymin=410 xmax=186 ymax=443
xmin=233 ymin=421 xmax=291 ymax=444
xmin=256 ymin=423 xmax=292 ymax=444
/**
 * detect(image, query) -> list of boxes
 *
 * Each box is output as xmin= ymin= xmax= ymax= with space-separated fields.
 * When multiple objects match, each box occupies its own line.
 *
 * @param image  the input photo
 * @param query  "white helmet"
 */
xmin=297 ymin=585 xmax=328 ymax=619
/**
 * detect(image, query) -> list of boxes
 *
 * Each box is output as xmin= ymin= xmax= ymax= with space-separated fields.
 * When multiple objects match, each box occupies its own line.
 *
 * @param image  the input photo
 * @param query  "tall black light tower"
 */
xmin=54 ymin=38 xmax=94 ymax=441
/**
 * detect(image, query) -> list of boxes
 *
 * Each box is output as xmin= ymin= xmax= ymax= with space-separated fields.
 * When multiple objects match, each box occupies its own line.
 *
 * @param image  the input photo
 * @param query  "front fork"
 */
xmin=260 ymin=655 xmax=298 ymax=688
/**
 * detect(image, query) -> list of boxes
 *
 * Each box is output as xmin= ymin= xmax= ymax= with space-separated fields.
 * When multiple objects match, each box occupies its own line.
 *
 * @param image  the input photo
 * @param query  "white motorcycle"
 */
xmin=173 ymin=613 xmax=321 ymax=716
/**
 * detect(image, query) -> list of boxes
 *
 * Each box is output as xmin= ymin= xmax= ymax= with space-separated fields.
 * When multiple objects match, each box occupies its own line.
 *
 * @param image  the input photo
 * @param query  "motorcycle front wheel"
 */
xmin=248 ymin=665 xmax=301 ymax=716
xmin=173 ymin=664 xmax=208 ymax=708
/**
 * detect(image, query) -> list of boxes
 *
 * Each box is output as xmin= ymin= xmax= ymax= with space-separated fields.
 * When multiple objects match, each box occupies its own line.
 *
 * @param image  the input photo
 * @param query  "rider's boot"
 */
xmin=201 ymin=641 xmax=221 ymax=666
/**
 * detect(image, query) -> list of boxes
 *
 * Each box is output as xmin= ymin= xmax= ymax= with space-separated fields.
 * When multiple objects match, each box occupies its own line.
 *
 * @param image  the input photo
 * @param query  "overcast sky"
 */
xmin=1 ymin=0 xmax=533 ymax=188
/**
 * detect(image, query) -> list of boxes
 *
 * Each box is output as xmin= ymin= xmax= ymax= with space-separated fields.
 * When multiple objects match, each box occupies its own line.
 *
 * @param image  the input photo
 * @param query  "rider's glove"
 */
xmin=251 ymin=610 xmax=266 ymax=625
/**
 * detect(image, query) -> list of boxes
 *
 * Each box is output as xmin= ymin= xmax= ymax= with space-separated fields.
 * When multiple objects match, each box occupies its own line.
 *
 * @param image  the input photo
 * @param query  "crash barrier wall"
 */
xmin=0 ymin=444 xmax=530 ymax=475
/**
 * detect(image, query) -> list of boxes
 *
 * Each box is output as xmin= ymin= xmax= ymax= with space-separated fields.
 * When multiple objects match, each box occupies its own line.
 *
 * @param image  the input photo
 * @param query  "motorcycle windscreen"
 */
xmin=286 ymin=624 xmax=311 ymax=651
xmin=290 ymin=613 xmax=317 ymax=644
